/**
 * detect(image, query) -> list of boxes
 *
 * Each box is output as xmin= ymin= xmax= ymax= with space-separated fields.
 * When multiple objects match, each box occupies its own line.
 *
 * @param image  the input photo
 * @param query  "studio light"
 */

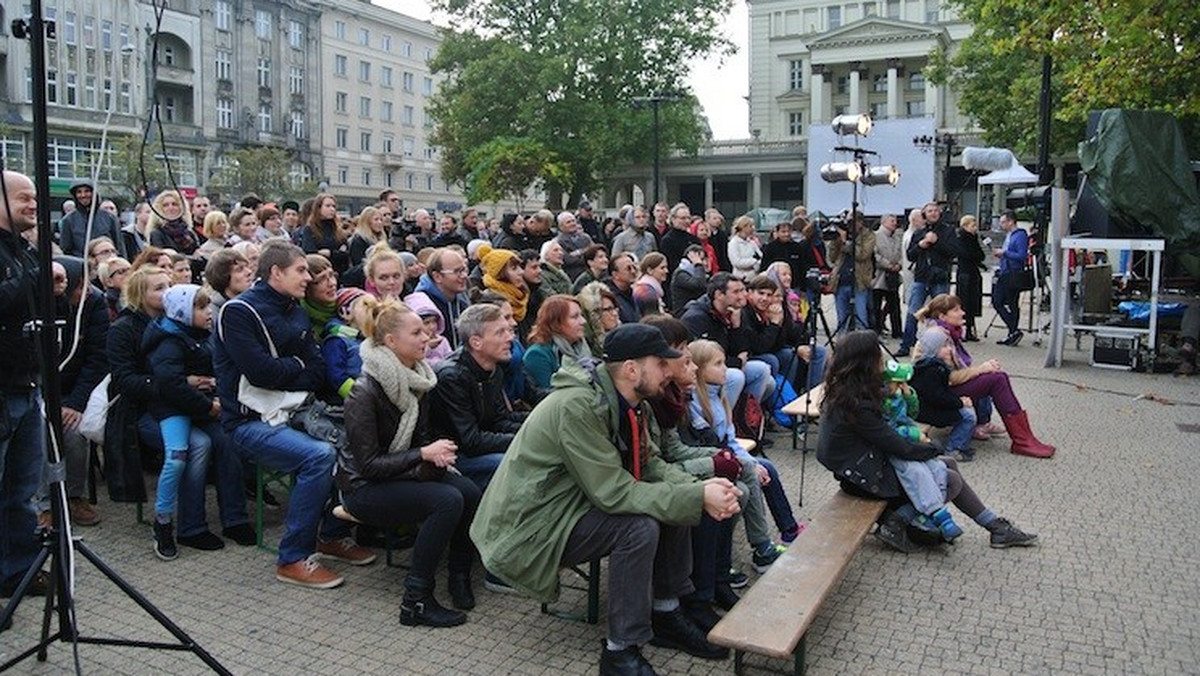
xmin=820 ymin=161 xmax=862 ymax=184
xmin=861 ymin=165 xmax=900 ymax=186
xmin=832 ymin=113 xmax=872 ymax=137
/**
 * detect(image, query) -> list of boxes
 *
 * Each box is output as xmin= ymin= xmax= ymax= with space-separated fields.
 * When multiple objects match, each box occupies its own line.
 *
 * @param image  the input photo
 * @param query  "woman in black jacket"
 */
xmin=954 ymin=215 xmax=987 ymax=341
xmin=337 ymin=300 xmax=480 ymax=628
xmin=816 ymin=330 xmax=1038 ymax=551
xmin=296 ymin=193 xmax=350 ymax=275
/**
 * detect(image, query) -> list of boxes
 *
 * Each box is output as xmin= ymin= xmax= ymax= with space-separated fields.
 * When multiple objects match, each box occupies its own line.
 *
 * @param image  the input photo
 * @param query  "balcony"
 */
xmin=378 ymin=153 xmax=405 ymax=167
xmin=156 ymin=64 xmax=195 ymax=87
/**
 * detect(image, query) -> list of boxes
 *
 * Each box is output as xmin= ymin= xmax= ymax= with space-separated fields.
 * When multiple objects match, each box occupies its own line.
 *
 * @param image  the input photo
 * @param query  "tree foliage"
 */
xmin=209 ymin=146 xmax=300 ymax=203
xmin=464 ymin=137 xmax=571 ymax=210
xmin=928 ymin=0 xmax=1200 ymax=157
xmin=428 ymin=0 xmax=733 ymax=207
xmin=80 ymin=135 xmax=177 ymax=203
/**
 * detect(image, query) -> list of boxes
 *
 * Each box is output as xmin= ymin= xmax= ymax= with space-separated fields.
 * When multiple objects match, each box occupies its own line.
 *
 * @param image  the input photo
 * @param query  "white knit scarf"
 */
xmin=359 ymin=338 xmax=437 ymax=455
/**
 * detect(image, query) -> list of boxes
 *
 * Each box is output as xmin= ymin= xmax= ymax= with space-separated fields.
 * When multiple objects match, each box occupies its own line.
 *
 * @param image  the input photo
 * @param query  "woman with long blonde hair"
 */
xmin=146 ymin=190 xmax=198 ymax=255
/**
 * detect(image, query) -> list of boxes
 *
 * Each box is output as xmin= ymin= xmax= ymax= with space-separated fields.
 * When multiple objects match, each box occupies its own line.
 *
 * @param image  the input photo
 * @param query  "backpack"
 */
xmin=733 ymin=391 xmax=765 ymax=444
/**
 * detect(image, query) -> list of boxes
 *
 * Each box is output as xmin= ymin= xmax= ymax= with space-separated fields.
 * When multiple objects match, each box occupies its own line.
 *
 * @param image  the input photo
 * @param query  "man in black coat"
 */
xmin=898 ymin=203 xmax=959 ymax=356
xmin=59 ymin=180 xmax=123 ymax=259
xmin=428 ymin=304 xmax=526 ymax=490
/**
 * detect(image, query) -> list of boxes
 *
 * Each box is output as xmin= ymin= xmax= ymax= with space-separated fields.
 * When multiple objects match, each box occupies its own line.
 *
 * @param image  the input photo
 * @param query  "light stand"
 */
xmin=1 ymin=5 xmax=230 ymax=673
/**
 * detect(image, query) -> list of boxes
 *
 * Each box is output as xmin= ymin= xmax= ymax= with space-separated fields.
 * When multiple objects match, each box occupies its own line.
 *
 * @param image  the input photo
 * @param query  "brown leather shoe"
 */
xmin=276 ymin=556 xmax=344 ymax=589
xmin=68 ymin=498 xmax=101 ymax=526
xmin=317 ymin=537 xmax=376 ymax=566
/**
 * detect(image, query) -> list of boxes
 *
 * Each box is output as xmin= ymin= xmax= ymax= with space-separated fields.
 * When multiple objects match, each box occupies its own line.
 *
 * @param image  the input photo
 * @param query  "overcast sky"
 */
xmin=380 ymin=1 xmax=751 ymax=140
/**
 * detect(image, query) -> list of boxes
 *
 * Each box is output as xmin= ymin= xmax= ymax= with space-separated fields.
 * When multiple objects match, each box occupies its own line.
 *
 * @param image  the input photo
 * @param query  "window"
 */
xmin=257 ymin=59 xmax=271 ymax=88
xmin=422 ymin=77 xmax=433 ymax=96
xmin=288 ymin=20 xmax=304 ymax=48
xmin=84 ymin=76 xmax=96 ymax=108
xmin=256 ymin=11 xmax=272 ymax=40
xmin=103 ymin=79 xmax=113 ymax=110
xmin=163 ymin=96 xmax=177 ymax=122
xmin=360 ymin=96 xmax=371 ymax=118
xmin=289 ymin=67 xmax=304 ymax=95
xmin=216 ymin=50 xmax=232 ymax=80
xmin=217 ymin=98 xmax=234 ymax=128
xmin=120 ymin=24 xmax=130 ymax=50
xmin=359 ymin=28 xmax=369 ymax=46
xmin=925 ymin=0 xmax=939 ymax=23
xmin=335 ymin=128 xmax=348 ymax=149
xmin=402 ymin=136 xmax=415 ymax=156
xmin=835 ymin=75 xmax=849 ymax=95
xmin=381 ymin=66 xmax=393 ymax=87
xmin=906 ymin=100 xmax=926 ymax=116
xmin=423 ymin=110 xmax=433 ymax=129
xmin=385 ymin=171 xmax=394 ymax=188
xmin=426 ymin=175 xmax=434 ymax=191
xmin=83 ymin=16 xmax=95 ymax=47
xmin=871 ymin=101 xmax=888 ymax=119
xmin=337 ymin=166 xmax=348 ymax=184
xmin=423 ymin=47 xmax=433 ymax=62
xmin=828 ymin=6 xmax=841 ymax=28
xmin=215 ymin=1 xmax=231 ymax=31
xmin=334 ymin=55 xmax=347 ymax=77
xmin=401 ymin=41 xmax=412 ymax=58
xmin=290 ymin=111 xmax=305 ymax=138
xmin=120 ymin=83 xmax=131 ymax=113
xmin=788 ymin=61 xmax=804 ymax=91
xmin=406 ymin=173 xmax=415 ymax=190
xmin=886 ymin=0 xmax=901 ymax=19
xmin=358 ymin=60 xmax=370 ymax=82
xmin=382 ymin=136 xmax=394 ymax=153
xmin=334 ymin=21 xmax=345 ymax=40
xmin=360 ymin=131 xmax=371 ymax=151
xmin=335 ymin=92 xmax=347 ymax=113
xmin=402 ymin=105 xmax=414 ymax=126
xmin=402 ymin=72 xmax=414 ymax=92
xmin=63 ymin=73 xmax=77 ymax=106
xmin=47 ymin=70 xmax=58 ymax=103
xmin=381 ymin=101 xmax=393 ymax=122
xmin=423 ymin=146 xmax=435 ymax=160
xmin=382 ymin=34 xmax=392 ymax=52
xmin=259 ymin=105 xmax=272 ymax=132
xmin=362 ymin=168 xmax=371 ymax=186
xmin=63 ymin=11 xmax=77 ymax=44
xmin=909 ymin=72 xmax=926 ymax=90
xmin=788 ymin=112 xmax=804 ymax=136
xmin=47 ymin=137 xmax=104 ymax=179
xmin=872 ymin=73 xmax=888 ymax=92
xmin=101 ymin=20 xmax=112 ymax=51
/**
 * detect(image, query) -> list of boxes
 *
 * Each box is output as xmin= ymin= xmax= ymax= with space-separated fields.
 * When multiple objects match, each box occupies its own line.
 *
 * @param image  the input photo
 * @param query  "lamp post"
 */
xmin=912 ymin=132 xmax=956 ymax=201
xmin=632 ymin=92 xmax=681 ymax=207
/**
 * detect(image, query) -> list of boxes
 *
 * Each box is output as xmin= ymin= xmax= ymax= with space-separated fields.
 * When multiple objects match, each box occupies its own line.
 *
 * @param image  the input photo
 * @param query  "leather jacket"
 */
xmin=429 ymin=348 xmax=526 ymax=458
xmin=335 ymin=374 xmax=443 ymax=494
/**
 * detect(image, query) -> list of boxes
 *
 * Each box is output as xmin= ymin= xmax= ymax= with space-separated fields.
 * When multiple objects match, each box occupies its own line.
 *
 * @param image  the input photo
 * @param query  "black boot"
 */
xmin=447 ymin=571 xmax=475 ymax=610
xmin=598 ymin=640 xmax=658 ymax=676
xmin=713 ymin=583 xmax=740 ymax=611
xmin=649 ymin=607 xmax=728 ymax=659
xmin=682 ymin=598 xmax=721 ymax=633
xmin=399 ymin=576 xmax=466 ymax=628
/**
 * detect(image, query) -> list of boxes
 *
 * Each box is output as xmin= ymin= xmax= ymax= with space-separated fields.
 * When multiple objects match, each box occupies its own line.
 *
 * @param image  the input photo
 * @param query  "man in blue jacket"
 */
xmin=991 ymin=210 xmax=1028 ymax=346
xmin=214 ymin=241 xmax=374 ymax=589
xmin=407 ymin=248 xmax=471 ymax=349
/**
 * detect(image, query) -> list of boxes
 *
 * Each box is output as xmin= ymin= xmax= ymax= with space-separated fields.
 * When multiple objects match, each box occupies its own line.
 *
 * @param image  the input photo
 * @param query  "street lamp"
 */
xmin=632 ymin=92 xmax=682 ymax=207
xmin=912 ymin=132 xmax=957 ymax=200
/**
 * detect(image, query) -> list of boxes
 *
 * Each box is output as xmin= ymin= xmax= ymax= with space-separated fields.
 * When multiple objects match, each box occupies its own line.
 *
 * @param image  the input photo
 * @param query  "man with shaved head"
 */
xmin=0 ymin=171 xmax=48 ymax=601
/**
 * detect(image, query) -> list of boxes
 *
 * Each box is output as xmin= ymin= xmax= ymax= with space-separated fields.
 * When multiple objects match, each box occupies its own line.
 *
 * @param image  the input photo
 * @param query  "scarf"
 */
xmin=160 ymin=218 xmax=198 ymax=254
xmin=359 ymin=338 xmax=437 ymax=456
xmin=302 ymin=298 xmax=337 ymax=339
xmin=484 ymin=275 xmax=529 ymax=321
xmin=932 ymin=318 xmax=973 ymax=366
xmin=552 ymin=334 xmax=592 ymax=365
xmin=650 ymin=381 xmax=687 ymax=429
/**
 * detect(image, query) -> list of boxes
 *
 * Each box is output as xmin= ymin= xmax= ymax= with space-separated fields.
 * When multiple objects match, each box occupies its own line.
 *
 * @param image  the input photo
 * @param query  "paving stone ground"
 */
xmin=3 ymin=305 xmax=1199 ymax=675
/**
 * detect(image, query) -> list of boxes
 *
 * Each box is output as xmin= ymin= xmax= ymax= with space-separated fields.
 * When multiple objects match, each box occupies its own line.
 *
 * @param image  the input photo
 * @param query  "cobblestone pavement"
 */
xmin=3 ymin=310 xmax=1198 ymax=675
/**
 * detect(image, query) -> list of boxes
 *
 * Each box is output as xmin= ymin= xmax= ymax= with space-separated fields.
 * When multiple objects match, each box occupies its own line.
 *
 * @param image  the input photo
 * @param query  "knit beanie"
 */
xmin=915 ymin=326 xmax=950 ymax=360
xmin=335 ymin=286 xmax=368 ymax=313
xmin=482 ymin=248 xmax=518 ymax=280
xmin=163 ymin=284 xmax=202 ymax=324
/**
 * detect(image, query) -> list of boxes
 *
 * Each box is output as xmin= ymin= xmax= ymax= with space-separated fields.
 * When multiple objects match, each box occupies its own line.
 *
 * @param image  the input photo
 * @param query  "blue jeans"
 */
xmin=835 ymin=284 xmax=870 ymax=334
xmin=1 ymin=390 xmax=44 ymax=590
xmin=230 ymin=421 xmax=347 ymax=565
xmin=726 ymin=361 xmax=774 ymax=406
xmin=974 ymin=396 xmax=994 ymax=425
xmin=454 ymin=452 xmax=504 ymax=491
xmin=757 ymin=458 xmax=798 ymax=536
xmin=946 ymin=406 xmax=978 ymax=453
xmin=154 ymin=416 xmax=194 ymax=521
xmin=140 ymin=415 xmax=249 ymax=538
xmin=901 ymin=280 xmax=950 ymax=351
xmin=804 ymin=344 xmax=828 ymax=392
xmin=753 ymin=344 xmax=828 ymax=397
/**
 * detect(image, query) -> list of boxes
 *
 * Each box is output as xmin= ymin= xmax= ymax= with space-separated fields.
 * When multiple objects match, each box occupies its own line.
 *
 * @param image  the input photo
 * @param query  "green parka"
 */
xmin=470 ymin=357 xmax=704 ymax=602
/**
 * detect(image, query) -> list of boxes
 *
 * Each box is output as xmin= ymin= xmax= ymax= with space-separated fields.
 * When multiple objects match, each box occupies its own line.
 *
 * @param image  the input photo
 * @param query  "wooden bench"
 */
xmin=707 ymin=491 xmax=886 ymax=675
xmin=780 ymin=383 xmax=825 ymax=452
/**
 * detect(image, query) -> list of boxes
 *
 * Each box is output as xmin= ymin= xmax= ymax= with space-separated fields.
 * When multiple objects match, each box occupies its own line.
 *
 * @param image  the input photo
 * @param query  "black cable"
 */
xmin=138 ymin=0 xmax=183 ymax=221
xmin=1007 ymin=372 xmax=1200 ymax=408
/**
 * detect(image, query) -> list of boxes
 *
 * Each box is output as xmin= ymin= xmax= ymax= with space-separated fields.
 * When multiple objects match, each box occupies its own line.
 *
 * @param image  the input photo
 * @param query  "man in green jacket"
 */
xmin=471 ymin=324 xmax=742 ymax=676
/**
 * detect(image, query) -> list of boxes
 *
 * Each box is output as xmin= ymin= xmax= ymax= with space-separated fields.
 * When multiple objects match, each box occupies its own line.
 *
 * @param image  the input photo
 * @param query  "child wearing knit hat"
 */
xmin=322 ymin=287 xmax=372 ymax=400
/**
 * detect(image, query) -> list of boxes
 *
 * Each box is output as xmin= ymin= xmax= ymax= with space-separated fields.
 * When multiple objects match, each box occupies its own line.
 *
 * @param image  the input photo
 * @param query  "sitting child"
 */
xmin=882 ymin=360 xmax=963 ymax=542
xmin=405 ymin=294 xmax=452 ymax=366
xmin=910 ymin=338 xmax=979 ymax=461
xmin=688 ymin=340 xmax=801 ymax=573
xmin=323 ymin=287 xmax=371 ymax=400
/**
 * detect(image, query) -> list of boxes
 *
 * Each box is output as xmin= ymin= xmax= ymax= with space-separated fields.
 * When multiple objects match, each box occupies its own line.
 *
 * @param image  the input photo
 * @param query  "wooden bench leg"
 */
xmin=794 ymin=634 xmax=806 ymax=676
xmin=586 ymin=559 xmax=600 ymax=625
xmin=734 ymin=650 xmax=745 ymax=676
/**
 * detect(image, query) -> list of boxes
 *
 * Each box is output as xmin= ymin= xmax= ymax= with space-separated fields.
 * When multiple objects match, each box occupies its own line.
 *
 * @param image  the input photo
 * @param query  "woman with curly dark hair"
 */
xmin=816 ymin=330 xmax=1039 ymax=552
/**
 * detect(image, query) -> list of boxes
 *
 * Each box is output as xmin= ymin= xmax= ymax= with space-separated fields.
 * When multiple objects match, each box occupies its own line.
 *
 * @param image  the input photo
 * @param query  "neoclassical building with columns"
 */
xmin=603 ymin=0 xmax=977 ymax=217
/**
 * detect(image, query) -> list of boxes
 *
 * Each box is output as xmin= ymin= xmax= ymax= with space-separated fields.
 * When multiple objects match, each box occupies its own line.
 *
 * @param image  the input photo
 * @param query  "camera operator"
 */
xmin=826 ymin=212 xmax=875 ymax=335
xmin=0 ymin=170 xmax=47 ymax=599
xmin=897 ymin=202 xmax=958 ymax=356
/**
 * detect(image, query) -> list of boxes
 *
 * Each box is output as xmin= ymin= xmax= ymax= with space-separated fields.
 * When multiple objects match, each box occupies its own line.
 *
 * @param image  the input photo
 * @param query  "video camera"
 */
xmin=804 ymin=267 xmax=830 ymax=293
xmin=820 ymin=215 xmax=850 ymax=241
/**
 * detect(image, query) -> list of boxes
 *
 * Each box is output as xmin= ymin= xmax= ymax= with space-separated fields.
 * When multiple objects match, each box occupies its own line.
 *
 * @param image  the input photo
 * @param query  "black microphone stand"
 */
xmin=0 ymin=4 xmax=230 ymax=673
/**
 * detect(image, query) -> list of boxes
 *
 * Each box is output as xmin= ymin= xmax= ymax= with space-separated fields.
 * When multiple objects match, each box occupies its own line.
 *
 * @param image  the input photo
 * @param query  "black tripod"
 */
xmin=1 ymin=5 xmax=230 ymax=673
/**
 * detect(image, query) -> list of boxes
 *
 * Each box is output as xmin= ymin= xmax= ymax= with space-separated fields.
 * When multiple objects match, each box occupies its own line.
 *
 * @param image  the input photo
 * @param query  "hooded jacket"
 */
xmin=909 ymin=356 xmax=965 ymax=428
xmin=409 ymin=273 xmax=471 ymax=350
xmin=54 ymin=256 xmax=110 ymax=411
xmin=679 ymin=295 xmax=749 ymax=368
xmin=142 ymin=317 xmax=215 ymax=421
xmin=470 ymin=358 xmax=703 ymax=602
xmin=404 ymin=292 xmax=452 ymax=364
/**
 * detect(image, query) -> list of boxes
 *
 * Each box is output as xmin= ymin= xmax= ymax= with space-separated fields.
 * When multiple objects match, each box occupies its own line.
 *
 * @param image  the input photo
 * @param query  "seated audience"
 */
xmin=632 ymin=252 xmax=669 ymax=315
xmin=523 ymin=294 xmax=592 ymax=396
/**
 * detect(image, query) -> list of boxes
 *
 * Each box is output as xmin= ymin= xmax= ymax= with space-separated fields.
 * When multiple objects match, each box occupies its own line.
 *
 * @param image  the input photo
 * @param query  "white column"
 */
xmin=810 ymin=66 xmax=827 ymax=124
xmin=752 ymin=173 xmax=762 ymax=207
xmin=848 ymin=68 xmax=862 ymax=115
xmin=924 ymin=77 xmax=939 ymax=125
xmin=887 ymin=63 xmax=901 ymax=119
xmin=704 ymin=175 xmax=714 ymax=208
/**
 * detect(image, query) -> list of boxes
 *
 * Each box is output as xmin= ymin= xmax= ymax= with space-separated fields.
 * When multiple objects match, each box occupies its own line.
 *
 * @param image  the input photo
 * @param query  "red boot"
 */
xmin=1001 ymin=410 xmax=1055 ymax=458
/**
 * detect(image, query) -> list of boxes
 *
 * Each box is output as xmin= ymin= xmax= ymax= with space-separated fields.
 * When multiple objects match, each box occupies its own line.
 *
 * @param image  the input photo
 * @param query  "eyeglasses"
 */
xmin=600 ymin=305 xmax=619 ymax=314
xmin=438 ymin=267 xmax=468 ymax=276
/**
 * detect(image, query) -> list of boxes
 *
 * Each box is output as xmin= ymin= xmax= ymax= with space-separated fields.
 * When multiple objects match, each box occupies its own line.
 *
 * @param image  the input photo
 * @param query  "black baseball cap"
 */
xmin=603 ymin=324 xmax=682 ymax=362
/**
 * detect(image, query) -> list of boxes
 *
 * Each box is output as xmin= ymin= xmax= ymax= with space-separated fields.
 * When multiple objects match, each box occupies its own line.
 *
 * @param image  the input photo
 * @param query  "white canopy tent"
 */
xmin=975 ymin=153 xmax=1040 ymax=226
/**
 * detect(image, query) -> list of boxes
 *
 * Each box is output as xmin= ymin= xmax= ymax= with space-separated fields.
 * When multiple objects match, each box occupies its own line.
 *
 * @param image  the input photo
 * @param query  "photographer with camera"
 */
xmin=897 ymin=203 xmax=958 ymax=357
xmin=827 ymin=212 xmax=875 ymax=336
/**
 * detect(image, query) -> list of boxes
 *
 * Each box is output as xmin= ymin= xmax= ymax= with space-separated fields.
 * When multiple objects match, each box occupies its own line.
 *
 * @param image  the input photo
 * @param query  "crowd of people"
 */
xmin=1 ymin=170 xmax=1059 ymax=674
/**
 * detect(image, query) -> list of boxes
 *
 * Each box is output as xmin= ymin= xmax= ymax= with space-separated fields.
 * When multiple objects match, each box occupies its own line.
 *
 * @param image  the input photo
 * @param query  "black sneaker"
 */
xmin=223 ymin=523 xmax=257 ymax=547
xmin=649 ymin=608 xmax=728 ymax=659
xmin=713 ymin=583 xmax=740 ymax=611
xmin=483 ymin=571 xmax=519 ymax=595
xmin=751 ymin=543 xmax=786 ymax=573
xmin=599 ymin=641 xmax=658 ymax=676
xmin=153 ymin=521 xmax=178 ymax=561
xmin=723 ymin=568 xmax=749 ymax=589
xmin=178 ymin=531 xmax=225 ymax=551
xmin=894 ymin=347 xmax=911 ymax=357
xmin=873 ymin=512 xmax=918 ymax=553
xmin=988 ymin=518 xmax=1039 ymax=548
xmin=682 ymin=599 xmax=722 ymax=633
xmin=0 ymin=570 xmax=50 ymax=598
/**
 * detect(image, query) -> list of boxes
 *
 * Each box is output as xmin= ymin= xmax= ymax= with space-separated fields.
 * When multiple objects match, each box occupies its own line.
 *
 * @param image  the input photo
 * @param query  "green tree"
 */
xmin=209 ymin=146 xmax=298 ymax=202
xmin=927 ymin=0 xmax=1200 ymax=156
xmin=76 ymin=135 xmax=176 ymax=203
xmin=429 ymin=0 xmax=732 ymax=207
xmin=464 ymin=136 xmax=571 ymax=210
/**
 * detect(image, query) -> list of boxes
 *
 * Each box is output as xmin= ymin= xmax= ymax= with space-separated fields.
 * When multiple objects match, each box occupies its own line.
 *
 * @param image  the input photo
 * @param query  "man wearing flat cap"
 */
xmin=471 ymin=323 xmax=742 ymax=676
